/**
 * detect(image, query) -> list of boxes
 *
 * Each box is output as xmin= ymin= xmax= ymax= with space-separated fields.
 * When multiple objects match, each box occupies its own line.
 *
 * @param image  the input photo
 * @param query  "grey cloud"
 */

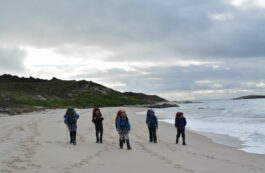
xmin=1 ymin=0 xmax=265 ymax=100
xmin=70 ymin=58 xmax=265 ymax=97
xmin=1 ymin=0 xmax=265 ymax=59
xmin=0 ymin=47 xmax=26 ymax=72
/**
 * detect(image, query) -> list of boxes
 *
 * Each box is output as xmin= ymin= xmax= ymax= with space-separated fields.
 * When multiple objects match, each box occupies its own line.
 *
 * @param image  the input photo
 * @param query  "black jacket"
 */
xmin=175 ymin=117 xmax=187 ymax=128
xmin=92 ymin=116 xmax=104 ymax=129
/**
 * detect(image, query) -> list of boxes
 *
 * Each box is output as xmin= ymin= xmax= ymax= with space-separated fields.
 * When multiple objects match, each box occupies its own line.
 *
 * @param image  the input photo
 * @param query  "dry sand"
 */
xmin=0 ymin=107 xmax=265 ymax=173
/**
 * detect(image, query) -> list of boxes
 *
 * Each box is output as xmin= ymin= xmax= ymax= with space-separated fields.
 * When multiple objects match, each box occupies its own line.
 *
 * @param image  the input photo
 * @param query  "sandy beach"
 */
xmin=1 ymin=107 xmax=265 ymax=173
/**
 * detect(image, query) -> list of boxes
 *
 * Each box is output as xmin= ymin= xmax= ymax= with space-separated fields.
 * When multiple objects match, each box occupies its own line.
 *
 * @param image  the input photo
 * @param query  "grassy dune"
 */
xmin=0 ymin=74 xmax=166 ymax=114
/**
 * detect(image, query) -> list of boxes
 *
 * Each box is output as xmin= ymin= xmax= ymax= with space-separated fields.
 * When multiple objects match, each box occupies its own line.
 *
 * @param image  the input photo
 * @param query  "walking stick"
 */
xmin=66 ymin=125 xmax=69 ymax=143
xmin=156 ymin=128 xmax=159 ymax=142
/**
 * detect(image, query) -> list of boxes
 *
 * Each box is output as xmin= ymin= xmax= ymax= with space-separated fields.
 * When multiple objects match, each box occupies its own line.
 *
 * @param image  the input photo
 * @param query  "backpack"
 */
xmin=119 ymin=116 xmax=129 ymax=129
xmin=67 ymin=109 xmax=76 ymax=122
xmin=148 ymin=116 xmax=157 ymax=128
xmin=115 ymin=115 xmax=120 ymax=128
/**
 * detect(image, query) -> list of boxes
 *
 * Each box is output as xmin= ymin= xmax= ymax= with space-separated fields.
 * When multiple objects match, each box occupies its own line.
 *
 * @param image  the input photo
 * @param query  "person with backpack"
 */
xmin=146 ymin=109 xmax=158 ymax=143
xmin=64 ymin=108 xmax=80 ymax=145
xmin=117 ymin=110 xmax=132 ymax=150
xmin=92 ymin=108 xmax=104 ymax=144
xmin=175 ymin=112 xmax=187 ymax=145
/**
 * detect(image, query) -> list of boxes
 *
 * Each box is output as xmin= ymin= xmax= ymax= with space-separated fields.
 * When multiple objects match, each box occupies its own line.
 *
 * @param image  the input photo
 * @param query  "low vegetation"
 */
xmin=0 ymin=74 xmax=167 ymax=115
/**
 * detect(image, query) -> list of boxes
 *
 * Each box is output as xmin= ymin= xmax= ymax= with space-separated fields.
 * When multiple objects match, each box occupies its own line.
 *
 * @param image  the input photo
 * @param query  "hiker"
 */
xmin=64 ymin=108 xmax=80 ymax=145
xmin=146 ymin=109 xmax=158 ymax=143
xmin=92 ymin=108 xmax=104 ymax=143
xmin=117 ymin=110 xmax=132 ymax=150
xmin=175 ymin=112 xmax=187 ymax=145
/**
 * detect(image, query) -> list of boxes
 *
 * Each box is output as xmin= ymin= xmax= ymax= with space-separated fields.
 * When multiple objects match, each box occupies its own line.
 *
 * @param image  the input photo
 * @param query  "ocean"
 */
xmin=137 ymin=99 xmax=265 ymax=155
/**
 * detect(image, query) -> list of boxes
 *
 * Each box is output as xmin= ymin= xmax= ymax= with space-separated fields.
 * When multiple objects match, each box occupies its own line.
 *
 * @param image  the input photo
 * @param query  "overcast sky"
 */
xmin=1 ymin=0 xmax=265 ymax=100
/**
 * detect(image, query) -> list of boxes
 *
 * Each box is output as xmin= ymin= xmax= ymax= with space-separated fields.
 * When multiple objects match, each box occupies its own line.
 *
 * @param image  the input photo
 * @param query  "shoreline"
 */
xmin=0 ymin=107 xmax=261 ymax=155
xmin=159 ymin=120 xmax=263 ymax=156
xmin=159 ymin=119 xmax=246 ymax=153
xmin=151 ymin=101 xmax=265 ymax=156
xmin=198 ymin=131 xmax=244 ymax=150
xmin=147 ymin=107 xmax=264 ymax=157
xmin=1 ymin=107 xmax=265 ymax=173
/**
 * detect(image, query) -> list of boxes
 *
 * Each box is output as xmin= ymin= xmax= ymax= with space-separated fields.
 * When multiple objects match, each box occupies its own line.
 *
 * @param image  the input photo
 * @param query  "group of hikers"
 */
xmin=64 ymin=108 xmax=187 ymax=149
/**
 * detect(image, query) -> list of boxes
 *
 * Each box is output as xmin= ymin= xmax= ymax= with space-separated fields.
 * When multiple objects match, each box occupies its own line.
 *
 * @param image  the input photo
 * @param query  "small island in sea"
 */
xmin=233 ymin=95 xmax=265 ymax=100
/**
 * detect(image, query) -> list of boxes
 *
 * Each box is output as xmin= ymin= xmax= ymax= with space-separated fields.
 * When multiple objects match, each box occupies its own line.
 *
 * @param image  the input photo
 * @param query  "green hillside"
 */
xmin=0 ymin=74 xmax=167 ymax=114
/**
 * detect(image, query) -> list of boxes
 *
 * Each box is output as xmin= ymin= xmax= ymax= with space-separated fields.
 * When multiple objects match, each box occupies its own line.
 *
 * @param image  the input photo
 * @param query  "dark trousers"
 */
xmin=176 ymin=127 xmax=185 ymax=144
xmin=120 ymin=139 xmax=131 ymax=149
xmin=70 ymin=131 xmax=76 ymax=143
xmin=148 ymin=127 xmax=157 ymax=142
xmin=96 ymin=127 xmax=103 ymax=143
xmin=119 ymin=130 xmax=131 ymax=149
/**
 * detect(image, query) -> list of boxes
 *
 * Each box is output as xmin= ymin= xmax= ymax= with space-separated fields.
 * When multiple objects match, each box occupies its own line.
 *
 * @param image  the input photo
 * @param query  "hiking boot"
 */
xmin=182 ymin=136 xmax=186 ymax=145
xmin=126 ymin=140 xmax=131 ymax=150
xmin=73 ymin=132 xmax=77 ymax=145
xmin=70 ymin=132 xmax=74 ymax=144
xmin=176 ymin=137 xmax=179 ymax=144
xmin=119 ymin=140 xmax=123 ymax=149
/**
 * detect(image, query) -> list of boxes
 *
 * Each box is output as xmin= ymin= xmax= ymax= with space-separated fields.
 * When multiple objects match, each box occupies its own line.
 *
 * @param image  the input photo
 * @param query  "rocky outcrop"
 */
xmin=233 ymin=95 xmax=265 ymax=100
xmin=171 ymin=100 xmax=202 ymax=104
xmin=136 ymin=102 xmax=179 ymax=108
xmin=134 ymin=100 xmax=202 ymax=108
xmin=34 ymin=95 xmax=47 ymax=101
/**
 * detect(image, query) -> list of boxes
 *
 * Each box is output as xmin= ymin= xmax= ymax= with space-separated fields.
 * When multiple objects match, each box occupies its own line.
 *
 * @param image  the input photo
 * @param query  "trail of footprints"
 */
xmin=133 ymin=128 xmax=264 ymax=173
xmin=2 ymin=110 xmax=264 ymax=173
xmin=62 ymin=141 xmax=113 ymax=173
xmin=62 ymin=116 xmax=116 ymax=173
xmin=1 ymin=119 xmax=42 ymax=173
xmin=132 ymin=132 xmax=194 ymax=173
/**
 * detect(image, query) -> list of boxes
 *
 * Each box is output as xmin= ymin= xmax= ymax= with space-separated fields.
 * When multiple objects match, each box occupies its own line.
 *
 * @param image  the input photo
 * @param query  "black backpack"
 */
xmin=67 ymin=109 xmax=76 ymax=122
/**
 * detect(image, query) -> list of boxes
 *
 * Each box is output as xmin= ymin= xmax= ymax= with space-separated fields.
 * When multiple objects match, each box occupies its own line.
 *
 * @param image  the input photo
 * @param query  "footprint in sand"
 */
xmin=205 ymin=155 xmax=216 ymax=160
xmin=134 ymin=139 xmax=195 ymax=173
xmin=62 ymin=148 xmax=107 ymax=171
xmin=77 ymin=134 xmax=86 ymax=143
xmin=1 ymin=169 xmax=13 ymax=173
